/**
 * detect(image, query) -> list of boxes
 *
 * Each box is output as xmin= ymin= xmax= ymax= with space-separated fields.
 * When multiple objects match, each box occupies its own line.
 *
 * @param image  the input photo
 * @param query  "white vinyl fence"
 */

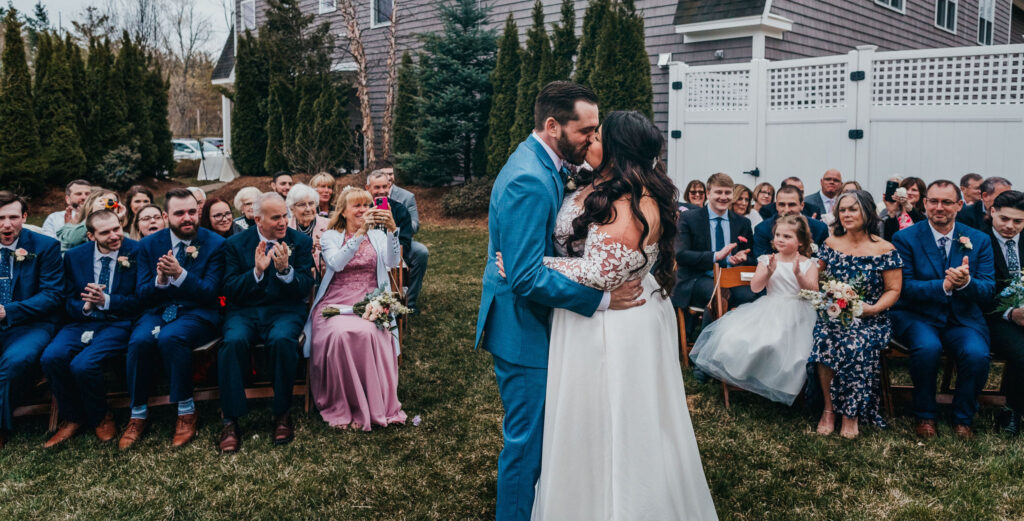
xmin=667 ymin=44 xmax=1024 ymax=197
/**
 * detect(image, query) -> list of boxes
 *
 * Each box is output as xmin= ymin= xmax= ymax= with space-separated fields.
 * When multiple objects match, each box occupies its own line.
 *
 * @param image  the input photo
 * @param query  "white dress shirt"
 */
xmin=156 ymin=232 xmax=193 ymax=288
xmin=929 ymin=223 xmax=970 ymax=295
xmin=254 ymin=229 xmax=295 ymax=284
xmin=42 ymin=209 xmax=77 ymax=238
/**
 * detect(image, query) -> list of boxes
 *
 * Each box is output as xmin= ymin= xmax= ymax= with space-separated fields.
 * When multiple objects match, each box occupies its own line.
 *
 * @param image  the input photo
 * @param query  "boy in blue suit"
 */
xmin=475 ymin=82 xmax=641 ymax=521
xmin=0 ymin=191 xmax=63 ymax=450
xmin=891 ymin=180 xmax=995 ymax=439
xmin=41 ymin=211 xmax=141 ymax=448
xmin=120 ymin=189 xmax=226 ymax=449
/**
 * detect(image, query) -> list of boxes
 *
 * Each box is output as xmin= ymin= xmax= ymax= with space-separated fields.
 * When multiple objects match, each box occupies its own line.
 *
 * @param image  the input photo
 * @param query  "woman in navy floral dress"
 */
xmin=810 ymin=191 xmax=903 ymax=439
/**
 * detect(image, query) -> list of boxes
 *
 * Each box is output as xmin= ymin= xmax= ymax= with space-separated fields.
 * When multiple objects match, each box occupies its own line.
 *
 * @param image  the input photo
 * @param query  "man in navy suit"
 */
xmin=753 ymin=185 xmax=830 ymax=259
xmin=892 ymin=180 xmax=995 ymax=439
xmin=0 ymin=191 xmax=62 ymax=450
xmin=218 ymin=192 xmax=314 ymax=453
xmin=758 ymin=176 xmax=824 ymax=220
xmin=956 ymin=176 xmax=1011 ymax=230
xmin=41 ymin=211 xmax=141 ymax=448
xmin=120 ymin=189 xmax=226 ymax=450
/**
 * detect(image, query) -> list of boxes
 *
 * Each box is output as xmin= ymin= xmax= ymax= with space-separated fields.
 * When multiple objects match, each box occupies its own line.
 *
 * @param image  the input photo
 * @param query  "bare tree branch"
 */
xmin=164 ymin=0 xmax=211 ymax=137
xmin=380 ymin=0 xmax=399 ymax=163
xmin=337 ymin=0 xmax=376 ymax=167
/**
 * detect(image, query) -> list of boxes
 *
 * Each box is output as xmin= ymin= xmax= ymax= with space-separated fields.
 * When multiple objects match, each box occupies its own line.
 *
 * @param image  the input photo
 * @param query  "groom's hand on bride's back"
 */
xmin=609 ymin=279 xmax=645 ymax=310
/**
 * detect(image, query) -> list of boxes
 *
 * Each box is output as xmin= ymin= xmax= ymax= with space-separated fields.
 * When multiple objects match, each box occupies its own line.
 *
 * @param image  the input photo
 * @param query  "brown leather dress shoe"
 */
xmin=915 ymin=419 xmax=938 ymax=439
xmin=172 ymin=413 xmax=198 ymax=448
xmin=953 ymin=424 xmax=975 ymax=440
xmin=118 ymin=418 xmax=148 ymax=450
xmin=219 ymin=421 xmax=241 ymax=453
xmin=95 ymin=412 xmax=117 ymax=442
xmin=273 ymin=412 xmax=294 ymax=446
xmin=44 ymin=422 xmax=82 ymax=448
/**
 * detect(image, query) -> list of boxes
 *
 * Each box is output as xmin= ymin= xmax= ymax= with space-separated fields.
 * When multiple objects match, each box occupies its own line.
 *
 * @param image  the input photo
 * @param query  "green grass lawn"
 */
xmin=2 ymin=225 xmax=1022 ymax=520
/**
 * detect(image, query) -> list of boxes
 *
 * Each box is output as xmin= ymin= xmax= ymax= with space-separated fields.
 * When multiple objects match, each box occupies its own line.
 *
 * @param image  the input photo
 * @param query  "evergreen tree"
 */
xmin=231 ymin=31 xmax=269 ymax=175
xmin=485 ymin=13 xmax=521 ymax=177
xmin=574 ymin=0 xmax=610 ymax=88
xmin=35 ymin=31 xmax=86 ymax=184
xmin=116 ymin=32 xmax=156 ymax=176
xmin=83 ymin=37 xmax=128 ymax=175
xmin=65 ymin=34 xmax=87 ymax=142
xmin=399 ymin=0 xmax=495 ymax=186
xmin=591 ymin=0 xmax=652 ymax=117
xmin=0 ymin=9 xmax=44 ymax=194
xmin=392 ymin=51 xmax=419 ymax=158
xmin=32 ymin=31 xmax=54 ymax=119
xmin=263 ymin=78 xmax=292 ymax=173
xmin=146 ymin=56 xmax=173 ymax=177
xmin=510 ymin=0 xmax=553 ymax=155
xmin=551 ymin=0 xmax=577 ymax=80
xmin=24 ymin=2 xmax=49 ymax=51
xmin=287 ymin=78 xmax=352 ymax=173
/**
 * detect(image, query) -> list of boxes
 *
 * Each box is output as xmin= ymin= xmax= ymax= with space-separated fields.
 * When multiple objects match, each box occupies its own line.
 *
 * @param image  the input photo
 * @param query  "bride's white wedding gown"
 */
xmin=531 ymin=191 xmax=718 ymax=521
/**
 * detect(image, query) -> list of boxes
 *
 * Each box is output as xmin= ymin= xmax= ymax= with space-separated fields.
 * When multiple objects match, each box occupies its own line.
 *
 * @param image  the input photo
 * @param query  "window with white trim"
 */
xmin=372 ymin=0 xmax=393 ymax=27
xmin=241 ymin=0 xmax=256 ymax=31
xmin=978 ymin=0 xmax=996 ymax=45
xmin=935 ymin=0 xmax=957 ymax=33
xmin=875 ymin=0 xmax=904 ymax=14
xmin=319 ymin=0 xmax=337 ymax=14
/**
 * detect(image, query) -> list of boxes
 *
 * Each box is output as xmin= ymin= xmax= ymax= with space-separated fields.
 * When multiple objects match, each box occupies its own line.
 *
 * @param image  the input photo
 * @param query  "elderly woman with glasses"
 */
xmin=232 ymin=186 xmax=260 ymax=231
xmin=287 ymin=183 xmax=329 ymax=274
xmin=200 ymin=197 xmax=242 ymax=238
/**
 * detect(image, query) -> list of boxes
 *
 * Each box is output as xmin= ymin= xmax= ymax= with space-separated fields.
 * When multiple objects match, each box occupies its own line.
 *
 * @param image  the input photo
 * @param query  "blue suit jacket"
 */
xmin=474 ymin=137 xmax=603 ymax=368
xmin=752 ymin=214 xmax=829 ymax=259
xmin=137 ymin=228 xmax=226 ymax=325
xmin=63 ymin=239 xmax=143 ymax=322
xmin=2 ymin=229 xmax=63 ymax=329
xmin=222 ymin=226 xmax=314 ymax=312
xmin=891 ymin=221 xmax=995 ymax=339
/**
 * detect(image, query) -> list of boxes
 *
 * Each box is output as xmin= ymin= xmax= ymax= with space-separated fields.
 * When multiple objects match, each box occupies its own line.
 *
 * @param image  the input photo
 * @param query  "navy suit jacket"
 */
xmin=752 ymin=215 xmax=830 ymax=259
xmin=2 ymin=229 xmax=63 ymax=329
xmin=955 ymin=201 xmax=986 ymax=230
xmin=222 ymin=226 xmax=314 ymax=312
xmin=137 ymin=228 xmax=226 ymax=325
xmin=891 ymin=221 xmax=995 ymax=339
xmin=673 ymin=208 xmax=754 ymax=308
xmin=759 ymin=201 xmax=824 ymax=221
xmin=984 ymin=227 xmax=1024 ymax=316
xmin=63 ymin=239 xmax=143 ymax=322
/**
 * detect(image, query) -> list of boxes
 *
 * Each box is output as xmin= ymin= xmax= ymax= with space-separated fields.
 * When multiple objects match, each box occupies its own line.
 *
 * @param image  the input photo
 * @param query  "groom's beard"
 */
xmin=557 ymin=132 xmax=587 ymax=165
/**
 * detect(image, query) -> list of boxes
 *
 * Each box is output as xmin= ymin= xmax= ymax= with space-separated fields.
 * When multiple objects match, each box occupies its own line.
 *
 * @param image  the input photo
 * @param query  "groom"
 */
xmin=475 ymin=81 xmax=642 ymax=521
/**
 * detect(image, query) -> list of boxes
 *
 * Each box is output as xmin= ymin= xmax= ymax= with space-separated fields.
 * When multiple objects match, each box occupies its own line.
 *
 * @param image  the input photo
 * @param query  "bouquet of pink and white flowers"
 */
xmin=321 ymin=287 xmax=411 ymax=331
xmin=799 ymin=277 xmax=865 ymax=326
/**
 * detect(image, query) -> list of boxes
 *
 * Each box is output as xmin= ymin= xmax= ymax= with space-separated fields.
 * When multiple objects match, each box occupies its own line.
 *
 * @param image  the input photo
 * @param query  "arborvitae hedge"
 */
xmin=0 ymin=9 xmax=44 ymax=194
xmin=510 ymin=0 xmax=552 ymax=153
xmin=486 ymin=13 xmax=521 ymax=176
xmin=551 ymin=0 xmax=577 ymax=81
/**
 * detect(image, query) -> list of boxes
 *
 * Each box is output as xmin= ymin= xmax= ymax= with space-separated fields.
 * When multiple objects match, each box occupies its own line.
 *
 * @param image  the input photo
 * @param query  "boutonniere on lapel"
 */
xmin=13 ymin=248 xmax=35 ymax=262
xmin=117 ymin=256 xmax=133 ymax=271
xmin=185 ymin=244 xmax=200 ymax=259
xmin=956 ymin=235 xmax=973 ymax=251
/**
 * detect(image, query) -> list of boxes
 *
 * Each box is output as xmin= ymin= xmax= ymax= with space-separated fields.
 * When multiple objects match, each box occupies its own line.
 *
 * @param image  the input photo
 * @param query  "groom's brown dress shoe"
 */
xmin=172 ymin=413 xmax=198 ymax=447
xmin=95 ymin=412 xmax=117 ymax=442
xmin=44 ymin=422 xmax=82 ymax=448
xmin=273 ymin=412 xmax=294 ymax=446
xmin=953 ymin=424 xmax=974 ymax=440
xmin=219 ymin=421 xmax=241 ymax=454
xmin=118 ymin=418 xmax=147 ymax=450
xmin=915 ymin=419 xmax=937 ymax=439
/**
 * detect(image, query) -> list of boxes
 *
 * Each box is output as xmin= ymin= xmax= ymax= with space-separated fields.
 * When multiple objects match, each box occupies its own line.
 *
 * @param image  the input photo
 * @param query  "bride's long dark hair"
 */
xmin=568 ymin=111 xmax=679 ymax=296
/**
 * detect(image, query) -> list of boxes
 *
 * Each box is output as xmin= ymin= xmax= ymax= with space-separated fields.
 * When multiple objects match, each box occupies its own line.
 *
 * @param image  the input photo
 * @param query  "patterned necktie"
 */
xmin=162 ymin=243 xmax=188 ymax=323
xmin=0 ymin=248 xmax=11 ymax=306
xmin=938 ymin=237 xmax=950 ymax=267
xmin=175 ymin=241 xmax=188 ymax=265
xmin=98 ymin=256 xmax=112 ymax=293
xmin=1007 ymin=239 xmax=1020 ymax=274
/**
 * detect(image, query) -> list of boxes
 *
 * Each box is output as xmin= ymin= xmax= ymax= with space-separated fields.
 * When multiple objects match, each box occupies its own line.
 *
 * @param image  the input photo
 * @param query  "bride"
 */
xmin=526 ymin=111 xmax=717 ymax=520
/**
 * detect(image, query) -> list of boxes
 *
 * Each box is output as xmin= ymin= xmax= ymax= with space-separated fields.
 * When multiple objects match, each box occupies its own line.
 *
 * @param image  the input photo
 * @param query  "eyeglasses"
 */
xmin=294 ymin=201 xmax=316 ymax=210
xmin=211 ymin=212 xmax=233 ymax=221
xmin=925 ymin=198 xmax=959 ymax=207
xmin=138 ymin=215 xmax=161 ymax=223
xmin=689 ymin=190 xmax=706 ymax=195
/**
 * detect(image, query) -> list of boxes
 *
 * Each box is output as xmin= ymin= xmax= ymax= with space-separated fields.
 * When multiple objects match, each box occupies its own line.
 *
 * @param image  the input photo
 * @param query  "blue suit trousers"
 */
xmin=126 ymin=312 xmax=220 ymax=407
xmin=492 ymin=354 xmax=546 ymax=521
xmin=41 ymin=321 xmax=131 ymax=426
xmin=0 ymin=323 xmax=55 ymax=431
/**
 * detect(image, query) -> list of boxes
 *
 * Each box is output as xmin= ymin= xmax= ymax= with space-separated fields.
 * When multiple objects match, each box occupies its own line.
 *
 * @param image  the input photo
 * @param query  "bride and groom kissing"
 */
xmin=475 ymin=81 xmax=719 ymax=521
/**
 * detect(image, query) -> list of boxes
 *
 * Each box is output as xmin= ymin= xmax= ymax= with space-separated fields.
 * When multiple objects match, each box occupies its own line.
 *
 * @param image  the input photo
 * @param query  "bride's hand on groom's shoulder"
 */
xmin=609 ymin=279 xmax=645 ymax=310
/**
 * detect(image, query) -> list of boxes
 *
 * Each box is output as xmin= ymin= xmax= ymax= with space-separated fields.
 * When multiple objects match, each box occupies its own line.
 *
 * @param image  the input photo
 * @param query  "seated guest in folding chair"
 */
xmin=120 ymin=189 xmax=226 ymax=449
xmin=752 ymin=185 xmax=830 ymax=259
xmin=983 ymin=190 xmax=1024 ymax=435
xmin=0 ymin=192 xmax=63 ymax=450
xmin=218 ymin=192 xmax=314 ymax=453
xmin=367 ymin=170 xmax=429 ymax=315
xmin=41 ymin=211 xmax=142 ymax=448
xmin=891 ymin=180 xmax=995 ymax=440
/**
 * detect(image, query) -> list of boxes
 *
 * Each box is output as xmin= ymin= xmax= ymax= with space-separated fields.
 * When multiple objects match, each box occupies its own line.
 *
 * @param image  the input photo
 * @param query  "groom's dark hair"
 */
xmin=534 ymin=81 xmax=599 ymax=131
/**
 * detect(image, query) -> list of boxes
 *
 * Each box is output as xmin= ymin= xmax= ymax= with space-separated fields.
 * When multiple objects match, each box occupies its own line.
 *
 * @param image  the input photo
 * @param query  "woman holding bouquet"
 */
xmin=811 ymin=190 xmax=903 ymax=439
xmin=303 ymin=186 xmax=407 ymax=431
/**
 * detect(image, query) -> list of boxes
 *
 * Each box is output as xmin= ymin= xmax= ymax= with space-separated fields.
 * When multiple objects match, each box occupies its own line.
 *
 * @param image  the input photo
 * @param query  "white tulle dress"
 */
xmin=690 ymin=255 xmax=817 ymax=405
xmin=531 ymin=191 xmax=718 ymax=521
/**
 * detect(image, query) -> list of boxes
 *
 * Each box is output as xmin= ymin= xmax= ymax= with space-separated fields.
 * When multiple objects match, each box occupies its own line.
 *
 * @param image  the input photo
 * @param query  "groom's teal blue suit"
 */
xmin=476 ymin=135 xmax=603 ymax=521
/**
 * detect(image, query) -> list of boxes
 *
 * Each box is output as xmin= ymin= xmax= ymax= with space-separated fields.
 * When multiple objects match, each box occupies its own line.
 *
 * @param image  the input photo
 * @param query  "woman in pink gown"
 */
xmin=303 ymin=187 xmax=406 ymax=430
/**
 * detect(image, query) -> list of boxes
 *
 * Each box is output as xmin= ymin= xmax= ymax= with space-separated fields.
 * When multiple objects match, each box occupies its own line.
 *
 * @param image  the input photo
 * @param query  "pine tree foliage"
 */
xmin=392 ymin=51 xmax=419 ymax=159
xmin=590 ymin=0 xmax=652 ymax=118
xmin=116 ymin=32 xmax=157 ymax=177
xmin=398 ymin=0 xmax=496 ymax=186
xmin=35 ymin=32 xmax=86 ymax=184
xmin=64 ymin=33 xmax=87 ymax=142
xmin=286 ymin=79 xmax=353 ymax=174
xmin=551 ymin=0 xmax=577 ymax=81
xmin=510 ymin=0 xmax=554 ymax=153
xmin=485 ymin=13 xmax=521 ymax=177
xmin=0 ymin=9 xmax=44 ymax=194
xmin=146 ymin=57 xmax=174 ymax=177
xmin=574 ymin=0 xmax=610 ymax=88
xmin=83 ymin=37 xmax=128 ymax=172
xmin=263 ymin=79 xmax=291 ymax=173
xmin=230 ymin=31 xmax=269 ymax=175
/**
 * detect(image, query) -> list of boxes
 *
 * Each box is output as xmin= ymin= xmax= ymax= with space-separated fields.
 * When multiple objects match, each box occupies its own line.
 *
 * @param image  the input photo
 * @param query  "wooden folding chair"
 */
xmin=710 ymin=264 xmax=758 ymax=409
xmin=677 ymin=306 xmax=705 ymax=367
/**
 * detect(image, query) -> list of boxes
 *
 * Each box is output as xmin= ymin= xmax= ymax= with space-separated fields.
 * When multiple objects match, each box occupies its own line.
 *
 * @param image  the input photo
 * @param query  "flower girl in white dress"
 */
xmin=691 ymin=214 xmax=819 ymax=405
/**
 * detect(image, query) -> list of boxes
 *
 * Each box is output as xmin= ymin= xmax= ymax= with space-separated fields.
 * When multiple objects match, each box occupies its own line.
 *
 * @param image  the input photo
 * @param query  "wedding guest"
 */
xmin=810 ymin=191 xmax=902 ymax=439
xmin=900 ymin=177 xmax=927 ymax=215
xmin=752 ymin=185 xmax=829 ymax=259
xmin=128 ymin=204 xmax=166 ymax=240
xmin=200 ymin=197 xmax=242 ymax=238
xmin=842 ymin=181 xmax=862 ymax=193
xmin=304 ymin=186 xmax=406 ymax=430
xmin=960 ymin=173 xmax=983 ymax=206
xmin=309 ymin=172 xmax=336 ymax=217
xmin=752 ymin=182 xmax=775 ymax=214
xmin=385 ymin=167 xmax=420 ymax=233
xmin=58 ymin=189 xmax=126 ymax=252
xmin=759 ymin=176 xmax=824 ymax=220
xmin=0 ymin=191 xmax=63 ymax=450
xmin=218 ymin=192 xmax=314 ymax=452
xmin=806 ymin=169 xmax=843 ymax=216
xmin=958 ymin=176 xmax=1012 ymax=230
xmin=692 ymin=214 xmax=818 ymax=405
xmin=42 ymin=179 xmax=91 ymax=238
xmin=673 ymin=172 xmax=755 ymax=335
xmin=877 ymin=175 xmax=904 ymax=219
xmin=270 ymin=171 xmax=294 ymax=199
xmin=286 ymin=183 xmax=328 ymax=274
xmin=892 ymin=180 xmax=995 ymax=439
xmin=731 ymin=184 xmax=762 ymax=228
xmin=187 ymin=186 xmax=207 ymax=207
xmin=124 ymin=185 xmax=154 ymax=230
xmin=683 ymin=180 xmax=707 ymax=207
xmin=367 ymin=171 xmax=430 ymax=314
xmin=41 ymin=211 xmax=141 ymax=448
xmin=232 ymin=186 xmax=260 ymax=230
xmin=982 ymin=190 xmax=1024 ymax=435
xmin=882 ymin=178 xmax=927 ymax=242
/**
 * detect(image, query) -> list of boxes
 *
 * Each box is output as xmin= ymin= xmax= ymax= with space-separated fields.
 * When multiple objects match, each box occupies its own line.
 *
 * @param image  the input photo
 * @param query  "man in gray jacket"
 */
xmin=384 ymin=168 xmax=428 ymax=314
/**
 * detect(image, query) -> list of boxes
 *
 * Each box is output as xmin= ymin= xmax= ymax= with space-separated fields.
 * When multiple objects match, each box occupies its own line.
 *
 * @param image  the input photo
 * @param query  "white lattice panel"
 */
xmin=685 ymin=70 xmax=750 ymax=111
xmin=768 ymin=62 xmax=848 ymax=110
xmin=872 ymin=51 xmax=1024 ymax=106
